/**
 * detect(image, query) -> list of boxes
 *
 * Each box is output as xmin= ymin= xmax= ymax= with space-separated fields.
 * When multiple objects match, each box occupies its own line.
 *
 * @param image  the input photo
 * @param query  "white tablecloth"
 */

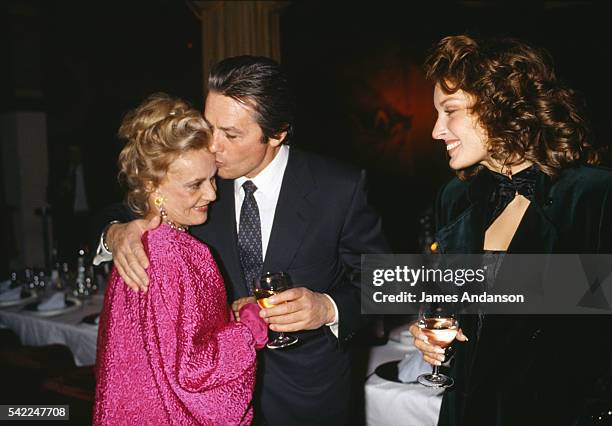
xmin=0 ymin=293 xmax=103 ymax=366
xmin=365 ymin=339 xmax=444 ymax=426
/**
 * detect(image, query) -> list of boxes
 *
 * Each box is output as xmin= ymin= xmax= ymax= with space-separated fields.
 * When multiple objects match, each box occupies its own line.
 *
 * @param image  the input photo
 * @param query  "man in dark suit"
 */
xmin=98 ymin=56 xmax=388 ymax=425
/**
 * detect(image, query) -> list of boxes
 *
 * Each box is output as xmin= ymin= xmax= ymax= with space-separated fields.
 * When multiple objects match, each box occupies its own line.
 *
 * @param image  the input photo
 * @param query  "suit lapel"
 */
xmin=507 ymin=171 xmax=558 ymax=253
xmin=507 ymin=204 xmax=558 ymax=253
xmin=213 ymin=178 xmax=246 ymax=298
xmin=501 ymin=170 xmax=558 ymax=253
xmin=435 ymin=203 xmax=486 ymax=253
xmin=435 ymin=170 xmax=490 ymax=254
xmin=263 ymin=149 xmax=316 ymax=273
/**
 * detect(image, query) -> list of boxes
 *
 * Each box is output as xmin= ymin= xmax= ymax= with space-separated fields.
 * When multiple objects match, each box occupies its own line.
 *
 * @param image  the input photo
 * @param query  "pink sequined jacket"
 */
xmin=94 ymin=224 xmax=267 ymax=425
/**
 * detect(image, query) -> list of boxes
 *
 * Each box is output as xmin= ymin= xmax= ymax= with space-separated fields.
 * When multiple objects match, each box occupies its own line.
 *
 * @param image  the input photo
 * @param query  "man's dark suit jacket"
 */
xmin=433 ymin=165 xmax=612 ymax=426
xmin=191 ymin=148 xmax=388 ymax=425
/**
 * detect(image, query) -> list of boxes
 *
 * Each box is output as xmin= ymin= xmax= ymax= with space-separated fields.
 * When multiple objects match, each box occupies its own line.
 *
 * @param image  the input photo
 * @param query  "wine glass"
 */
xmin=253 ymin=271 xmax=299 ymax=349
xmin=417 ymin=307 xmax=459 ymax=388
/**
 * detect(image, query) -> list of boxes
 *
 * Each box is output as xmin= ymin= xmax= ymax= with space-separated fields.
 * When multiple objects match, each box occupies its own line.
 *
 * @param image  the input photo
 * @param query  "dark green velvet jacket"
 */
xmin=434 ymin=165 xmax=612 ymax=426
xmin=434 ymin=164 xmax=612 ymax=255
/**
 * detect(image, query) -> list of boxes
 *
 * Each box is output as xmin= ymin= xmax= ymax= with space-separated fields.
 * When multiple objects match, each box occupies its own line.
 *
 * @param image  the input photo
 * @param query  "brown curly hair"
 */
xmin=425 ymin=35 xmax=599 ymax=180
xmin=117 ymin=93 xmax=211 ymax=216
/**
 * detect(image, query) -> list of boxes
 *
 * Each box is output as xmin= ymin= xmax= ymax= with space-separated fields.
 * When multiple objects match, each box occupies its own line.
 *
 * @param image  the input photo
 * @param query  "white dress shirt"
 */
xmin=234 ymin=145 xmax=339 ymax=335
xmin=234 ymin=144 xmax=289 ymax=259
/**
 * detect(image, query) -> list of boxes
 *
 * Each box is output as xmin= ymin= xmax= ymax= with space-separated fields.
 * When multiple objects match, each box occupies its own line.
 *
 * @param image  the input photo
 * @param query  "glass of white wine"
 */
xmin=417 ymin=307 xmax=458 ymax=388
xmin=253 ymin=272 xmax=299 ymax=349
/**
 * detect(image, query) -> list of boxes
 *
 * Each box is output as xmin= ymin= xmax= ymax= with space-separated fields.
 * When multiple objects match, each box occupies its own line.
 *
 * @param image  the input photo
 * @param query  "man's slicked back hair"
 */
xmin=208 ymin=56 xmax=295 ymax=144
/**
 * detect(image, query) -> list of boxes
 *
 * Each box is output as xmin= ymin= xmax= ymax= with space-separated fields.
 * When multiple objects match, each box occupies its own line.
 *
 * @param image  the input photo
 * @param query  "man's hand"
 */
xmin=408 ymin=321 xmax=468 ymax=366
xmin=259 ymin=287 xmax=335 ymax=332
xmin=231 ymin=297 xmax=256 ymax=321
xmin=107 ymin=215 xmax=160 ymax=292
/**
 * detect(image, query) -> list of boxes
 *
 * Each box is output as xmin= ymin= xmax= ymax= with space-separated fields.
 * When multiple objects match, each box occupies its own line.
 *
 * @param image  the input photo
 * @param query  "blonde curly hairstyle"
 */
xmin=117 ymin=93 xmax=211 ymax=216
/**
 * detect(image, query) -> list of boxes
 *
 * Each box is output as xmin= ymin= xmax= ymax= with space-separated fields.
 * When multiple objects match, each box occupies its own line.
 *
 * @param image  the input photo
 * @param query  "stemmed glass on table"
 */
xmin=253 ymin=272 xmax=299 ymax=349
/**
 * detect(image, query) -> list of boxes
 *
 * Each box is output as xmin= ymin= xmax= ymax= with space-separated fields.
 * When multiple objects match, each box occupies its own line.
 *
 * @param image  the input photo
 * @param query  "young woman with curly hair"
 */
xmin=410 ymin=35 xmax=612 ymax=425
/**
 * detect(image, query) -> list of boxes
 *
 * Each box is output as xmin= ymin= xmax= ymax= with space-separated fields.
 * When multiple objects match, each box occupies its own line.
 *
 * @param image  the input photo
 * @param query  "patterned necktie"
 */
xmin=238 ymin=180 xmax=263 ymax=295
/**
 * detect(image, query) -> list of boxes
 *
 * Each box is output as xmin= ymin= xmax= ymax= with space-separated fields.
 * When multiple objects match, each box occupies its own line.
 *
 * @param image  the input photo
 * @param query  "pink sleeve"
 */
xmin=176 ymin=321 xmax=256 ymax=393
xmin=167 ymin=248 xmax=257 ymax=393
xmin=238 ymin=304 xmax=269 ymax=350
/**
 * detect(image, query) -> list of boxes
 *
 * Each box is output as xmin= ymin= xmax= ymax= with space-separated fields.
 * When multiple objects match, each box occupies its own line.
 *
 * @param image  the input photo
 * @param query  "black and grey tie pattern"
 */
xmin=238 ymin=180 xmax=263 ymax=294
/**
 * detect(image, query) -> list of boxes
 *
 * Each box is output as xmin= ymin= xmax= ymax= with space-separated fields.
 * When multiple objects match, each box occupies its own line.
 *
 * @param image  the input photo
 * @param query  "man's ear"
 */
xmin=267 ymin=130 xmax=288 ymax=147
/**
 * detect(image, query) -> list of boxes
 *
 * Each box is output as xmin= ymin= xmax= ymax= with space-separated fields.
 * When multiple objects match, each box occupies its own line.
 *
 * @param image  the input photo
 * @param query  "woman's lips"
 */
xmin=194 ymin=205 xmax=208 ymax=212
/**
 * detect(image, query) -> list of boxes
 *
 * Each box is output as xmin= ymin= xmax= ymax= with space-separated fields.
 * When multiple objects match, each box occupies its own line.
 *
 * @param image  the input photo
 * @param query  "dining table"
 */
xmin=365 ymin=327 xmax=445 ymax=426
xmin=0 ymin=291 xmax=103 ymax=367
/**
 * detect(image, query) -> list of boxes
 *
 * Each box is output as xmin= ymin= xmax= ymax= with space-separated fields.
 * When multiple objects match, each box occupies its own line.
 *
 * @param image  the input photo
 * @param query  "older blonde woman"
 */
xmin=93 ymin=93 xmax=267 ymax=426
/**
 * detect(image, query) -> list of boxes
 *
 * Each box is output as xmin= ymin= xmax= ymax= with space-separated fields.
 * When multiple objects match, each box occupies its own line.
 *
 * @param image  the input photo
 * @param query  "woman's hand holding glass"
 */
xmin=409 ymin=322 xmax=468 ymax=366
xmin=415 ymin=309 xmax=462 ymax=387
xmin=231 ymin=296 xmax=256 ymax=322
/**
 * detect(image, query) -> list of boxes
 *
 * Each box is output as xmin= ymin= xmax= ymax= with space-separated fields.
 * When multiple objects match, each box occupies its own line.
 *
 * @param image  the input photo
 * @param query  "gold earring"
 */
xmin=154 ymin=195 xmax=165 ymax=208
xmin=154 ymin=195 xmax=187 ymax=232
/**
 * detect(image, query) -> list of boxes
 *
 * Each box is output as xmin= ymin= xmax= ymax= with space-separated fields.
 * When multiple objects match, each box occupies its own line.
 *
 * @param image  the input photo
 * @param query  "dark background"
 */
xmin=1 ymin=0 xmax=610 ymax=265
xmin=282 ymin=0 xmax=612 ymax=250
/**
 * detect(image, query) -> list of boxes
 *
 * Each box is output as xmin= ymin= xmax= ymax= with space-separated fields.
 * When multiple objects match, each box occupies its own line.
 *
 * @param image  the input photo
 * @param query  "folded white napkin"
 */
xmin=37 ymin=292 xmax=67 ymax=311
xmin=397 ymin=352 xmax=432 ymax=383
xmin=0 ymin=280 xmax=11 ymax=292
xmin=0 ymin=286 xmax=22 ymax=301
xmin=388 ymin=323 xmax=417 ymax=345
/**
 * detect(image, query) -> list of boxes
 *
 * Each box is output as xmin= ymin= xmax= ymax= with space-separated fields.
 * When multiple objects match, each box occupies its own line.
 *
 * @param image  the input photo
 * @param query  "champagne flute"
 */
xmin=253 ymin=271 xmax=299 ymax=349
xmin=417 ymin=307 xmax=458 ymax=387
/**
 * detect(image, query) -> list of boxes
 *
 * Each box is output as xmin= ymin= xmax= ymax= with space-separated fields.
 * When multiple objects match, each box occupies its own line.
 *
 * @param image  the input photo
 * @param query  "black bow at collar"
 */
xmin=487 ymin=165 xmax=539 ymax=225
